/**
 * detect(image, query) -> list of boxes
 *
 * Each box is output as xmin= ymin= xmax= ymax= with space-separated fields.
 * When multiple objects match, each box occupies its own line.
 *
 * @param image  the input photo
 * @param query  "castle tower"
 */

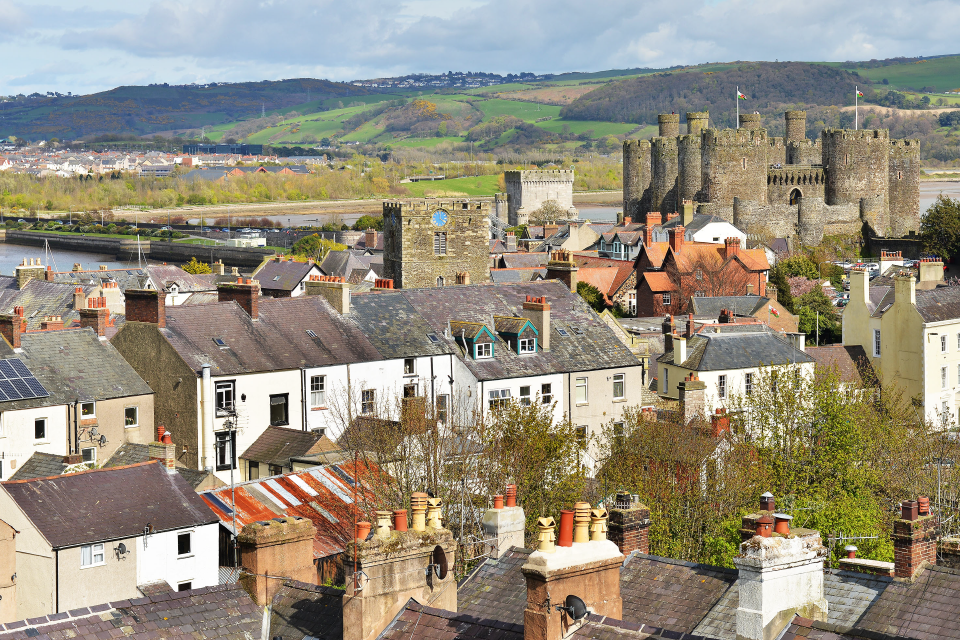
xmin=798 ymin=195 xmax=825 ymax=246
xmin=686 ymin=112 xmax=709 ymax=135
xmin=622 ymin=139 xmax=652 ymax=219
xmin=651 ymin=137 xmax=679 ymax=215
xmin=738 ymin=113 xmax=762 ymax=130
xmin=701 ymin=128 xmax=769 ymax=217
xmin=658 ymin=113 xmax=680 ymax=137
xmin=889 ymin=140 xmax=921 ymax=236
xmin=504 ymin=170 xmax=576 ymax=226
xmin=785 ymin=111 xmax=806 ymax=143
xmin=678 ymin=134 xmax=703 ymax=204
xmin=822 ymin=129 xmax=890 ymax=219
xmin=382 ymin=199 xmax=491 ymax=289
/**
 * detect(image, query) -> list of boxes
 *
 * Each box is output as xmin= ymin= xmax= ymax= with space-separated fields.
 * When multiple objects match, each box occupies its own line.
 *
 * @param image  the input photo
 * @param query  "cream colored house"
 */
xmin=842 ymin=260 xmax=960 ymax=424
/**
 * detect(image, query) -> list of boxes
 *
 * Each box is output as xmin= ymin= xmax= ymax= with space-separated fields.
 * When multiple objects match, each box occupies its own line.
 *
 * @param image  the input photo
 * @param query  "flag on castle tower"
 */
xmin=857 ymin=89 xmax=864 ymax=97
xmin=737 ymin=91 xmax=747 ymax=100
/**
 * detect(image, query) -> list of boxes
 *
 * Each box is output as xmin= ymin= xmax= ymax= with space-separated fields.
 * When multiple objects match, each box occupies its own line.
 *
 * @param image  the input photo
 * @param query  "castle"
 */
xmin=622 ymin=111 xmax=921 ymax=245
xmin=498 ymin=169 xmax=578 ymax=226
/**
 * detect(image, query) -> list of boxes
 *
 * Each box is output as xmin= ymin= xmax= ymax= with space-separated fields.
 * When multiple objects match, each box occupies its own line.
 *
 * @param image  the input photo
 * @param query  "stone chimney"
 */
xmin=305 ymin=275 xmax=350 ymax=314
xmin=767 ymin=286 xmax=778 ymax=302
xmin=546 ymin=250 xmax=578 ymax=293
xmin=661 ymin=314 xmax=675 ymax=352
xmin=521 ymin=530 xmax=623 ymax=640
xmin=724 ymin=237 xmax=741 ymax=259
xmin=681 ymin=200 xmax=694 ymax=226
xmin=342 ymin=505 xmax=457 ymax=640
xmin=668 ymin=226 xmax=685 ymax=253
xmin=455 ymin=271 xmax=471 ymax=285
xmin=124 ymin=289 xmax=166 ymax=327
xmin=918 ymin=257 xmax=944 ymax=287
xmin=849 ymin=268 xmax=870 ymax=307
xmin=218 ymin=278 xmax=260 ymax=319
xmin=0 ymin=313 xmax=21 ymax=349
xmin=15 ymin=258 xmax=45 ymax=289
xmin=893 ymin=272 xmax=916 ymax=306
xmin=239 ymin=516 xmax=317 ymax=606
xmin=678 ymin=373 xmax=706 ymax=423
xmin=673 ymin=335 xmax=686 ymax=365
xmin=365 ymin=228 xmax=377 ymax=250
xmin=149 ymin=429 xmax=176 ymax=472
xmin=607 ymin=492 xmax=651 ymax=555
xmin=506 ymin=232 xmax=517 ymax=252
xmin=211 ymin=261 xmax=226 ymax=275
xmin=734 ymin=526 xmax=828 ymax=640
xmin=893 ymin=497 xmax=937 ymax=579
xmin=521 ymin=295 xmax=551 ymax=351
xmin=79 ymin=296 xmax=110 ymax=337
xmin=482 ymin=489 xmax=525 ymax=558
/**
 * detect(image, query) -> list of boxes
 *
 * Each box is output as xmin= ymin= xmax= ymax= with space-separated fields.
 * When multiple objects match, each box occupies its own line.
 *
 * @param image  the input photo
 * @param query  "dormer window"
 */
xmin=475 ymin=343 xmax=492 ymax=359
xmin=519 ymin=338 xmax=536 ymax=354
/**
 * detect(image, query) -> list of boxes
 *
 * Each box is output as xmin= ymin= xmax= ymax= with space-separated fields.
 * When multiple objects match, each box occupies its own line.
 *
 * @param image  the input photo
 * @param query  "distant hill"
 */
xmin=0 ymin=79 xmax=369 ymax=140
xmin=560 ymin=62 xmax=872 ymax=129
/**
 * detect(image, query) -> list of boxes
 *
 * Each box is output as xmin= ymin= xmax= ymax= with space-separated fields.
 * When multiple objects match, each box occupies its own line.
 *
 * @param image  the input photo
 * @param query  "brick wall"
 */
xmin=893 ymin=514 xmax=937 ymax=578
xmin=608 ymin=503 xmax=651 ymax=555
xmin=124 ymin=289 xmax=166 ymax=327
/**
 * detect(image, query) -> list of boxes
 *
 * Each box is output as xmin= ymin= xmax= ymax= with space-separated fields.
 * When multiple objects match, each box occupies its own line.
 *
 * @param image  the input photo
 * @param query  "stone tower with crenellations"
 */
xmin=622 ymin=109 xmax=921 ymax=246
xmin=503 ymin=169 xmax=577 ymax=226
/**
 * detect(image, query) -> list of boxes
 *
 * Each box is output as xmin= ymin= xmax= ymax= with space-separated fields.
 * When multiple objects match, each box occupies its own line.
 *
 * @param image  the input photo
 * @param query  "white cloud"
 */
xmin=0 ymin=0 xmax=955 ymax=95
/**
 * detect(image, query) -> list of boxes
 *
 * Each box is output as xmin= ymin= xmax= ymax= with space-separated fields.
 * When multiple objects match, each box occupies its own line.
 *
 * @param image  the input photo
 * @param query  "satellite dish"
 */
xmin=117 ymin=542 xmax=126 ymax=554
xmin=557 ymin=595 xmax=588 ymax=621
xmin=99 ymin=435 xmax=107 ymax=446
xmin=431 ymin=545 xmax=448 ymax=579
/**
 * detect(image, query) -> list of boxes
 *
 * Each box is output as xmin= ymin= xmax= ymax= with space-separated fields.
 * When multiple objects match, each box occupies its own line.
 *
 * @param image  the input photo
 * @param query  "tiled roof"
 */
xmin=854 ymin=564 xmax=960 ymax=638
xmin=494 ymin=316 xmax=533 ymax=334
xmin=639 ymin=243 xmax=669 ymax=268
xmin=0 ymin=583 xmax=261 ymax=640
xmin=348 ymin=291 xmax=452 ymax=359
xmin=159 ymin=295 xmax=383 ymax=375
xmin=490 ymin=267 xmax=547 ymax=283
xmin=8 ymin=452 xmax=69 ymax=480
xmin=572 ymin=613 xmax=723 ymax=640
xmin=690 ymin=296 xmax=768 ymax=318
xmin=378 ymin=600 xmax=524 ymax=640
xmin=0 ymin=328 xmax=153 ymax=412
xmin=657 ymin=328 xmax=813 ymax=371
xmin=806 ymin=345 xmax=877 ymax=386
xmin=270 ymin=580 xmax=345 ymax=640
xmin=458 ymin=547 xmax=533 ymax=626
xmin=240 ymin=425 xmax=332 ymax=467
xmin=0 ymin=277 xmax=98 ymax=331
xmin=255 ymin=259 xmax=316 ymax=292
xmin=639 ymin=272 xmax=675 ymax=292
xmin=620 ymin=553 xmax=736 ymax=633
xmin=914 ymin=284 xmax=960 ymax=322
xmin=199 ymin=462 xmax=378 ymax=558
xmin=0 ymin=461 xmax=217 ymax=549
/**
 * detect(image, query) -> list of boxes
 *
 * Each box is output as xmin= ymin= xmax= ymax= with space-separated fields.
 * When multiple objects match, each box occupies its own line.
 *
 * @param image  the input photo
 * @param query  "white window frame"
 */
xmin=81 ymin=543 xmax=105 ymax=568
xmin=488 ymin=388 xmax=511 ymax=410
xmin=403 ymin=358 xmax=416 ymax=375
xmin=361 ymin=389 xmax=376 ymax=414
xmin=519 ymin=385 xmax=531 ymax=406
xmin=873 ymin=329 xmax=881 ymax=357
xmin=34 ymin=418 xmax=47 ymax=441
xmin=575 ymin=377 xmax=588 ymax=404
xmin=80 ymin=401 xmax=96 ymax=419
xmin=943 ymin=365 xmax=949 ymax=390
xmin=613 ymin=373 xmax=625 ymax=400
xmin=745 ymin=372 xmax=753 ymax=395
xmin=475 ymin=343 xmax=492 ymax=359
xmin=124 ymin=406 xmax=139 ymax=428
xmin=81 ymin=447 xmax=96 ymax=464
xmin=662 ymin=293 xmax=672 ymax=306
xmin=518 ymin=338 xmax=536 ymax=354
xmin=663 ymin=367 xmax=669 ymax=393
xmin=541 ymin=383 xmax=553 ymax=405
xmin=177 ymin=531 xmax=193 ymax=558
xmin=215 ymin=431 xmax=236 ymax=471
xmin=718 ymin=374 xmax=727 ymax=399
xmin=215 ymin=381 xmax=235 ymax=416
xmin=627 ymin=292 xmax=637 ymax=316
xmin=310 ymin=375 xmax=326 ymax=408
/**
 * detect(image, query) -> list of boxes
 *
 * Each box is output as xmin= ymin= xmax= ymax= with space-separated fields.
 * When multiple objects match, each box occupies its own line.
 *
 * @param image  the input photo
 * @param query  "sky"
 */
xmin=1 ymin=0 xmax=958 ymax=96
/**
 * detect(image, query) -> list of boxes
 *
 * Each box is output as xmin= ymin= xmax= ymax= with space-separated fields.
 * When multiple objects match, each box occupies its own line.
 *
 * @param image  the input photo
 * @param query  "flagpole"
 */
xmin=855 ymin=86 xmax=858 ymax=130
xmin=736 ymin=86 xmax=739 ymax=129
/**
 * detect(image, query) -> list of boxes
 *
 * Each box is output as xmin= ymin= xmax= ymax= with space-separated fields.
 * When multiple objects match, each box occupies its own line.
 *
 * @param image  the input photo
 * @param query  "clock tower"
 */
xmin=382 ymin=198 xmax=492 ymax=289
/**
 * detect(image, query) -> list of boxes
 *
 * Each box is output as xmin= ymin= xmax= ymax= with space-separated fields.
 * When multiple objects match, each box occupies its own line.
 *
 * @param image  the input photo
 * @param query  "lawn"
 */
xmin=401 ymin=175 xmax=500 ymax=197
xmin=476 ymin=99 xmax=562 ymax=123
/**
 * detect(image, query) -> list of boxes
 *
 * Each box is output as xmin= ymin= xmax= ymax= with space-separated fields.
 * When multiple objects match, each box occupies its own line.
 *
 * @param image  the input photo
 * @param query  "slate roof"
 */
xmin=914 ymin=284 xmax=960 ymax=322
xmin=102 ymin=443 xmax=214 ymax=489
xmin=0 ymin=461 xmax=217 ymax=549
xmin=657 ymin=327 xmax=813 ymax=371
xmin=458 ymin=547 xmax=533 ymax=626
xmin=690 ymin=296 xmax=768 ymax=318
xmin=240 ymin=425 xmax=331 ymax=467
xmin=255 ymin=259 xmax=316 ymax=292
xmin=501 ymin=253 xmax=548 ymax=269
xmin=50 ymin=268 xmax=147 ymax=290
xmin=0 ymin=583 xmax=261 ymax=640
xmin=853 ymin=564 xmax=960 ymax=638
xmin=806 ymin=345 xmax=877 ymax=386
xmin=379 ymin=600 xmax=523 ymax=640
xmin=490 ymin=267 xmax=547 ymax=283
xmin=0 ymin=328 xmax=153 ymax=412
xmin=347 ymin=290 xmax=451 ymax=359
xmin=269 ymin=580 xmax=345 ymax=640
xmin=0 ymin=276 xmax=98 ymax=331
xmin=320 ymin=250 xmax=368 ymax=279
xmin=8 ymin=452 xmax=69 ymax=480
xmin=144 ymin=265 xmax=217 ymax=293
xmin=159 ymin=295 xmax=383 ymax=375
xmin=660 ymin=213 xmax=728 ymax=235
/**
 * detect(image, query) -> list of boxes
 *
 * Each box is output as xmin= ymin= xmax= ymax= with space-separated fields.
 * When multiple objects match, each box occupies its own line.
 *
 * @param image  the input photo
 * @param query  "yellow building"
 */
xmin=843 ymin=260 xmax=960 ymax=424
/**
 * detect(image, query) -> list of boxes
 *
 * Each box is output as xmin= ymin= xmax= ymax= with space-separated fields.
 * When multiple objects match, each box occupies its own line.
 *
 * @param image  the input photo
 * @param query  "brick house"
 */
xmin=634 ymin=226 xmax=769 ymax=317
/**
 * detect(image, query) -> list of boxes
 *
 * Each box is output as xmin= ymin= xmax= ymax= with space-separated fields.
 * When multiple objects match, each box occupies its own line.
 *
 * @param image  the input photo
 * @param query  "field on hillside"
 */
xmin=840 ymin=56 xmax=960 ymax=92
xmin=401 ymin=175 xmax=500 ymax=197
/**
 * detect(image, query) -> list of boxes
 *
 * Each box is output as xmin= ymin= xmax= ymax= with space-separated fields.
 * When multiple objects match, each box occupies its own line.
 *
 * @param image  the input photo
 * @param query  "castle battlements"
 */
xmin=890 ymin=139 xmax=920 ymax=148
xmin=702 ymin=127 xmax=768 ymax=146
xmin=822 ymin=128 xmax=889 ymax=141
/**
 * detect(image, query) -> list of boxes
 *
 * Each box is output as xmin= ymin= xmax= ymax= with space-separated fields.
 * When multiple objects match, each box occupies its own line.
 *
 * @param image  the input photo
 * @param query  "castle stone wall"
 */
xmin=623 ymin=140 xmax=651 ymax=219
xmin=739 ymin=113 xmax=762 ymax=130
xmin=822 ymin=202 xmax=861 ymax=236
xmin=504 ymin=169 xmax=575 ymax=225
xmin=787 ymin=139 xmax=822 ymax=165
xmin=686 ymin=112 xmax=709 ymax=135
xmin=651 ymin=137 xmax=679 ymax=215
xmin=767 ymin=166 xmax=825 ymax=205
xmin=701 ymin=128 xmax=768 ymax=207
xmin=822 ymin=129 xmax=890 ymax=219
xmin=734 ymin=198 xmax=798 ymax=238
xmin=677 ymin=134 xmax=703 ymax=204
xmin=785 ymin=111 xmax=807 ymax=143
xmin=658 ymin=113 xmax=680 ymax=137
xmin=768 ymin=137 xmax=787 ymax=166
xmin=382 ymin=199 xmax=491 ymax=289
xmin=889 ymin=140 xmax=921 ymax=236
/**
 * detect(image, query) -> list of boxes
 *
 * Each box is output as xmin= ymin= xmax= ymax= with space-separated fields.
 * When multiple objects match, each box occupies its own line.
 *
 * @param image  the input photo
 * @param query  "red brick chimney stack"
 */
xmin=0 ymin=313 xmax=21 ymax=348
xmin=607 ymin=492 xmax=651 ymax=555
xmin=79 ymin=296 xmax=110 ymax=336
xmin=724 ymin=237 xmax=741 ymax=259
xmin=668 ymin=226 xmax=685 ymax=253
xmin=685 ymin=313 xmax=695 ymax=338
xmin=125 ymin=289 xmax=166 ymax=327
xmin=217 ymin=278 xmax=260 ymax=319
xmin=644 ymin=212 xmax=661 ymax=246
xmin=893 ymin=497 xmax=937 ymax=579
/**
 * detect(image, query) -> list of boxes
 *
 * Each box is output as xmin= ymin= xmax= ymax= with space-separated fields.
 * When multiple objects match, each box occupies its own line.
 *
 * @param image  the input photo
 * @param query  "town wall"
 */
xmin=767 ymin=166 xmax=826 ymax=205
xmin=504 ymin=169 xmax=575 ymax=225
xmin=701 ymin=127 xmax=768 ymax=207
xmin=651 ymin=137 xmax=679 ymax=214
xmin=889 ymin=139 xmax=921 ymax=236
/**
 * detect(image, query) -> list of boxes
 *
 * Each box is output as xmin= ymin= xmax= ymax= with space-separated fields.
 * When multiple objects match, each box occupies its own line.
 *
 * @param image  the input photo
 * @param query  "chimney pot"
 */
xmin=755 ymin=515 xmax=773 ymax=537
xmin=760 ymin=492 xmax=775 ymax=512
xmin=557 ymin=509 xmax=574 ymax=547
xmin=845 ymin=545 xmax=857 ymax=559
xmin=590 ymin=507 xmax=609 ymax=541
xmin=493 ymin=495 xmax=504 ymax=510
xmin=411 ymin=492 xmax=428 ymax=531
xmin=901 ymin=499 xmax=919 ymax=521
xmin=426 ymin=497 xmax=443 ymax=529
xmin=355 ymin=521 xmax=371 ymax=541
xmin=393 ymin=509 xmax=408 ymax=532
xmin=573 ymin=501 xmax=591 ymax=543
xmin=505 ymin=484 xmax=517 ymax=507
xmin=773 ymin=514 xmax=792 ymax=536
xmin=375 ymin=510 xmax=393 ymax=537
xmin=536 ymin=516 xmax=557 ymax=553
xmin=918 ymin=496 xmax=930 ymax=515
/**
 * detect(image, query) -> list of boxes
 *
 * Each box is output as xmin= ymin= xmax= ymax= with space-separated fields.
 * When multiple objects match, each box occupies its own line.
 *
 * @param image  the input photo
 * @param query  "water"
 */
xmin=0 ymin=243 xmax=143 ymax=277
xmin=921 ymin=181 xmax=960 ymax=213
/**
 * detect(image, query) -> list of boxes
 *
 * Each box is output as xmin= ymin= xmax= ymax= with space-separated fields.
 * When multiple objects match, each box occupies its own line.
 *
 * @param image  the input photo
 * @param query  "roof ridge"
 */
xmin=2 ymin=459 xmax=157 ymax=484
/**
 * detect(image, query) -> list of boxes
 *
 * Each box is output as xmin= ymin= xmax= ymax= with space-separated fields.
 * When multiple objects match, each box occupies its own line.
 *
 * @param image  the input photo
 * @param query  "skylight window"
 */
xmin=427 ymin=334 xmax=440 ymax=343
xmin=273 ymin=275 xmax=281 ymax=281
xmin=213 ymin=338 xmax=228 ymax=348
xmin=571 ymin=326 xmax=585 ymax=336
xmin=556 ymin=328 xmax=570 ymax=337
xmin=306 ymin=330 xmax=318 ymax=338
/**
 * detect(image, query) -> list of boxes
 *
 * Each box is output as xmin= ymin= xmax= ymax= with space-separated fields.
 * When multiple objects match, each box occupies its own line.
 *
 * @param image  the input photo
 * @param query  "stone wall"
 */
xmin=786 ymin=139 xmax=823 ymax=165
xmin=658 ymin=113 xmax=680 ymax=137
xmin=382 ymin=199 xmax=491 ymax=289
xmin=784 ymin=110 xmax=807 ymax=143
xmin=701 ymin=128 xmax=769 ymax=207
xmin=622 ymin=140 xmax=651 ymax=219
xmin=651 ymin=137 xmax=679 ymax=214
xmin=686 ymin=111 xmax=709 ymax=135
xmin=504 ymin=169 xmax=575 ymax=225
xmin=768 ymin=136 xmax=787 ymax=167
xmin=889 ymin=139 xmax=921 ymax=236
xmin=733 ymin=198 xmax=798 ymax=238
xmin=822 ymin=129 xmax=890 ymax=218
xmin=767 ymin=166 xmax=826 ymax=205
xmin=677 ymin=134 xmax=703 ymax=204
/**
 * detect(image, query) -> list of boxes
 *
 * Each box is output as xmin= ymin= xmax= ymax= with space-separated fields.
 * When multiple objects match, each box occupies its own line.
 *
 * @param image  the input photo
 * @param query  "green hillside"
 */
xmin=837 ymin=55 xmax=960 ymax=92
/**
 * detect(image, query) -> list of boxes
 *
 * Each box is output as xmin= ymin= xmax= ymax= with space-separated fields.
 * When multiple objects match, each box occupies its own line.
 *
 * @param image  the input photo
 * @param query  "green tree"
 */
xmin=181 ymin=257 xmax=212 ymax=274
xmin=778 ymin=255 xmax=820 ymax=279
xmin=352 ymin=214 xmax=383 ymax=231
xmin=291 ymin=234 xmax=347 ymax=260
xmin=768 ymin=262 xmax=795 ymax=314
xmin=796 ymin=285 xmax=840 ymax=344
xmin=576 ymin=281 xmax=606 ymax=313
xmin=920 ymin=194 xmax=960 ymax=260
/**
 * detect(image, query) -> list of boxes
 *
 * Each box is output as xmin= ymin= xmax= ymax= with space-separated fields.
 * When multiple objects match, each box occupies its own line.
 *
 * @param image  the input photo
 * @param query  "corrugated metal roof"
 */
xmin=199 ymin=462 xmax=379 ymax=559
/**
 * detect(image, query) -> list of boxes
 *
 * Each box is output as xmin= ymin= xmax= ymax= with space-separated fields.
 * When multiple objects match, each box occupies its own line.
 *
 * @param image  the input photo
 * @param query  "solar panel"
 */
xmin=0 ymin=358 xmax=50 ymax=401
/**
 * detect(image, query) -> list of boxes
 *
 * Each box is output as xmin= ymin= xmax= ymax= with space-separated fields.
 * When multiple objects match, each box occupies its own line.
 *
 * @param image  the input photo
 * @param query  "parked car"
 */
xmin=159 ymin=225 xmax=172 ymax=231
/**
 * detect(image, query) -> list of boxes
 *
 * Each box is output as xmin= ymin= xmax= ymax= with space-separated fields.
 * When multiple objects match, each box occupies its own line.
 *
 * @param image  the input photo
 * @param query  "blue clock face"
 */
xmin=432 ymin=209 xmax=449 ymax=227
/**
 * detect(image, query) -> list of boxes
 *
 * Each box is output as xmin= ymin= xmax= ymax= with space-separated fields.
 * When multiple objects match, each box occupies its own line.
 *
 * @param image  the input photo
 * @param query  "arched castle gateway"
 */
xmin=623 ymin=111 xmax=921 ymax=245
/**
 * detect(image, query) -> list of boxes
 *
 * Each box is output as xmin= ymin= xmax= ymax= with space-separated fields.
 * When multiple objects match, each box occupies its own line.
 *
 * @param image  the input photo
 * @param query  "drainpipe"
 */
xmin=73 ymin=400 xmax=79 ymax=456
xmin=55 ymin=549 xmax=59 ymax=613
xmin=301 ymin=367 xmax=308 ymax=432
xmin=201 ymin=364 xmax=214 ymax=470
